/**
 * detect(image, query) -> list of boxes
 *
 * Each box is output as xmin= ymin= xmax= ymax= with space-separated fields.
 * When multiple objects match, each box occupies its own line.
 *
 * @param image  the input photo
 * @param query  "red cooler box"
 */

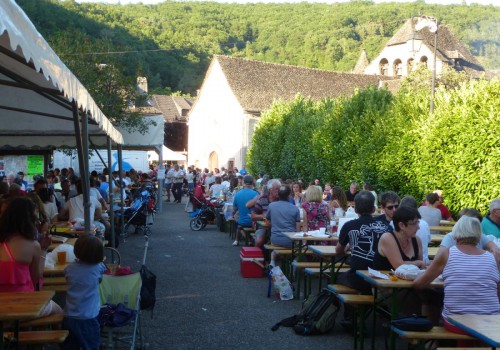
xmin=240 ymin=247 xmax=264 ymax=278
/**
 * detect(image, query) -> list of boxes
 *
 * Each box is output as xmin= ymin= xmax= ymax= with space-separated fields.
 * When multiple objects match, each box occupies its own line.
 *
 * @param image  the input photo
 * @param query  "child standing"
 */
xmin=62 ymin=235 xmax=105 ymax=350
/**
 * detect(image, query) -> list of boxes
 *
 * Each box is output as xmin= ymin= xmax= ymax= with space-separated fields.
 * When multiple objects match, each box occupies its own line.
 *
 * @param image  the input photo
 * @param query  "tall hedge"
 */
xmin=248 ymin=78 xmax=499 ymax=215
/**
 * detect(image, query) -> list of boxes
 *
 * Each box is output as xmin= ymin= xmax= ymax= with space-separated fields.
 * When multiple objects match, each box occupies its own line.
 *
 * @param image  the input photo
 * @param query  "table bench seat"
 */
xmin=41 ymin=284 xmax=68 ymax=293
xmin=19 ymin=314 xmax=64 ymax=329
xmin=42 ymin=277 xmax=67 ymax=285
xmin=391 ymin=326 xmax=475 ymax=343
xmin=3 ymin=330 xmax=69 ymax=345
xmin=327 ymin=284 xmax=359 ymax=294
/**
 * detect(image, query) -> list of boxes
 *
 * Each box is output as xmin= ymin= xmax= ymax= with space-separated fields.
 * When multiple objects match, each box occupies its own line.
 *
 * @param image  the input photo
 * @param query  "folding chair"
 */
xmin=99 ymin=273 xmax=146 ymax=350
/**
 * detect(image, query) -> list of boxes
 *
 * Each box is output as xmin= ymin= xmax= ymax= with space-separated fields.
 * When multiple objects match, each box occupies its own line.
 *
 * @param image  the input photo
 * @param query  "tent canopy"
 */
xmin=0 ymin=0 xmax=123 ymax=150
xmin=148 ymin=146 xmax=186 ymax=162
xmin=117 ymin=115 xmax=164 ymax=150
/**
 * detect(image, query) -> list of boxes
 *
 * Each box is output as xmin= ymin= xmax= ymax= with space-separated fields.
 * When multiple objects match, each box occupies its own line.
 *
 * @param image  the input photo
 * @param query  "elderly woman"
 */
xmin=301 ymin=185 xmax=330 ymax=232
xmin=414 ymin=216 xmax=500 ymax=335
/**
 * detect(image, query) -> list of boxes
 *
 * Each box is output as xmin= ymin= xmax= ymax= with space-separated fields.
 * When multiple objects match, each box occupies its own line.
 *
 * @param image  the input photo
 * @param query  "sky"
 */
xmin=75 ymin=0 xmax=498 ymax=6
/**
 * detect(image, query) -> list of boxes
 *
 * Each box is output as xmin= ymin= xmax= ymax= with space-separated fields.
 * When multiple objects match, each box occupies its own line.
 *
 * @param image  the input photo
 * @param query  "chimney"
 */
xmin=137 ymin=77 xmax=148 ymax=95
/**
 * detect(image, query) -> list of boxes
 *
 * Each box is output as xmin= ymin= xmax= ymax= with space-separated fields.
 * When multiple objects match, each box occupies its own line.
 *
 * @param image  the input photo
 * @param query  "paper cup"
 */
xmin=319 ymin=227 xmax=326 ymax=235
xmin=57 ymin=251 xmax=67 ymax=265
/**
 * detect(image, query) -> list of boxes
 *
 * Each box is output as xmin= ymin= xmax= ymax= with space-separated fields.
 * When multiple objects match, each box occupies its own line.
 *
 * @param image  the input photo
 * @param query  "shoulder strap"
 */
xmin=390 ymin=231 xmax=404 ymax=254
xmin=2 ymin=242 xmax=15 ymax=261
xmin=411 ymin=237 xmax=419 ymax=260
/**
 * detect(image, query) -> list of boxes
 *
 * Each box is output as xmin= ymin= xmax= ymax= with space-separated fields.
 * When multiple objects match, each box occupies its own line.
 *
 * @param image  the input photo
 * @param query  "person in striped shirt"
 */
xmin=415 ymin=216 xmax=500 ymax=336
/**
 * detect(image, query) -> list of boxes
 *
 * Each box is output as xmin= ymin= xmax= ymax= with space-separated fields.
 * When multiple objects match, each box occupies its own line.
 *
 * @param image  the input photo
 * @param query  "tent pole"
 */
xmin=81 ymin=111 xmax=91 ymax=234
xmin=117 ymin=145 xmax=125 ymax=237
xmin=72 ymin=101 xmax=90 ymax=234
xmin=158 ymin=145 xmax=163 ymax=213
xmin=107 ymin=137 xmax=115 ymax=249
xmin=89 ymin=139 xmax=119 ymax=187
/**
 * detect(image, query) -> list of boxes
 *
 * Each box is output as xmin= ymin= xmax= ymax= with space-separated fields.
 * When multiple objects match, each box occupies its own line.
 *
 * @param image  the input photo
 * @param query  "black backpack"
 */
xmin=140 ymin=264 xmax=156 ymax=313
xmin=271 ymin=290 xmax=340 ymax=335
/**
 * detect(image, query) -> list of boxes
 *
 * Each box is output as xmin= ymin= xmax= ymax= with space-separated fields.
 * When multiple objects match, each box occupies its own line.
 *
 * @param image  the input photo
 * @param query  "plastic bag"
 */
xmin=269 ymin=266 xmax=293 ymax=301
xmin=394 ymin=264 xmax=424 ymax=280
xmin=45 ymin=243 xmax=76 ymax=268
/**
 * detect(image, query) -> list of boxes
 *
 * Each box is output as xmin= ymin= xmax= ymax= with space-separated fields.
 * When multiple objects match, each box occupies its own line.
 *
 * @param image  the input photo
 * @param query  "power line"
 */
xmin=61 ymin=48 xmax=182 ymax=56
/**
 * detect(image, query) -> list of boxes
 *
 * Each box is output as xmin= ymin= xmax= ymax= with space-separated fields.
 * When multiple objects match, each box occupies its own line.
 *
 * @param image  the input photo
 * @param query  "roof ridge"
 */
xmin=215 ymin=54 xmax=376 ymax=78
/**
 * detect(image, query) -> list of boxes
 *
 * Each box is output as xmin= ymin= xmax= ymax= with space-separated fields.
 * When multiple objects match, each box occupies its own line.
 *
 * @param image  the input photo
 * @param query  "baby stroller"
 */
xmin=123 ymin=187 xmax=155 ymax=236
xmin=187 ymin=190 xmax=224 ymax=231
xmin=99 ymin=237 xmax=154 ymax=350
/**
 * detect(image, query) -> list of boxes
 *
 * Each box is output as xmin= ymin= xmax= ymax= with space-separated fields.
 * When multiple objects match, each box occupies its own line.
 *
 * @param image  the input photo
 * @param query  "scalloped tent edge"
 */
xmin=0 ymin=0 xmax=123 ymax=149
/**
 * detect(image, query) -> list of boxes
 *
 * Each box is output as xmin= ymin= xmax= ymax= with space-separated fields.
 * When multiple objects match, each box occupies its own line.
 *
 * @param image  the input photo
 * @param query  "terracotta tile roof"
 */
xmin=353 ymin=49 xmax=369 ymax=74
xmin=387 ymin=18 xmax=484 ymax=77
xmin=151 ymin=95 xmax=193 ymax=122
xmin=215 ymin=55 xmax=386 ymax=113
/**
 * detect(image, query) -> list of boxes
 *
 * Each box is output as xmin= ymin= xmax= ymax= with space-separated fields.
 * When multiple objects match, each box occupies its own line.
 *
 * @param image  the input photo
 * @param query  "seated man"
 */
xmin=265 ymin=185 xmax=301 ymax=267
xmin=231 ymin=175 xmax=259 ymax=246
xmin=246 ymin=179 xmax=281 ymax=247
xmin=482 ymin=199 xmax=500 ymax=238
xmin=344 ymin=182 xmax=359 ymax=207
xmin=418 ymin=193 xmax=442 ymax=234
xmin=336 ymin=190 xmax=390 ymax=294
xmin=375 ymin=191 xmax=400 ymax=231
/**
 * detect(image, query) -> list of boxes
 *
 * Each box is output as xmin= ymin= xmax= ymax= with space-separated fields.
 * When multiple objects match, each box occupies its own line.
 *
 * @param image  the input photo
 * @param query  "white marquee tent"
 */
xmin=0 ymin=0 xmax=123 ymax=238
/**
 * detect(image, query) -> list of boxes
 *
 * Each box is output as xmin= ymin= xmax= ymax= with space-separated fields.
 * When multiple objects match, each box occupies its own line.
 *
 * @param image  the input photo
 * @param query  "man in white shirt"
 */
xmin=165 ymin=165 xmax=175 ymax=202
xmin=171 ymin=164 xmax=185 ymax=203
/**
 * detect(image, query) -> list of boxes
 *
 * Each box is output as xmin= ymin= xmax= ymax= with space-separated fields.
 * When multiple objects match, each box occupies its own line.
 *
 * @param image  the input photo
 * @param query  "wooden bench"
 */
xmin=20 ymin=313 xmax=64 ymax=329
xmin=327 ymin=283 xmax=359 ymax=295
xmin=3 ymin=330 xmax=69 ymax=345
xmin=292 ymin=262 xmax=322 ymax=299
xmin=303 ymin=267 xmax=350 ymax=299
xmin=391 ymin=326 xmax=475 ymax=348
xmin=42 ymin=277 xmax=67 ymax=285
xmin=337 ymin=294 xmax=375 ymax=350
xmin=241 ymin=227 xmax=255 ymax=246
xmin=41 ymin=284 xmax=68 ymax=293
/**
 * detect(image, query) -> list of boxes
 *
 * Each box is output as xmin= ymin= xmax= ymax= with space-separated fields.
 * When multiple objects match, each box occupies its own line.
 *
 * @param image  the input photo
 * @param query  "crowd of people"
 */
xmin=0 ymin=165 xmax=162 ymax=349
xmin=190 ymin=168 xmax=500 ymax=340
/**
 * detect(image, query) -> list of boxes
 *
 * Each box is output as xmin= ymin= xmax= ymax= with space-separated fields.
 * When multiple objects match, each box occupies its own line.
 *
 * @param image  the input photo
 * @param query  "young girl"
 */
xmin=62 ymin=235 xmax=105 ymax=350
xmin=0 ymin=197 xmax=62 ymax=316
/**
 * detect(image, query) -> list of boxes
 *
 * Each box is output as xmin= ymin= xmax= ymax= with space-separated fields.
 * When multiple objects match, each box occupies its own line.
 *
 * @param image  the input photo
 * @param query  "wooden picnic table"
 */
xmin=430 ymin=234 xmax=444 ymax=244
xmin=282 ymin=231 xmax=338 ymax=261
xmin=0 ymin=291 xmax=55 ymax=350
xmin=43 ymin=262 xmax=69 ymax=276
xmin=356 ymin=269 xmax=443 ymax=350
xmin=48 ymin=238 xmax=77 ymax=252
xmin=428 ymin=246 xmax=439 ymax=259
xmin=447 ymin=314 xmax=500 ymax=349
xmin=429 ymin=226 xmax=453 ymax=233
xmin=307 ymin=245 xmax=349 ymax=289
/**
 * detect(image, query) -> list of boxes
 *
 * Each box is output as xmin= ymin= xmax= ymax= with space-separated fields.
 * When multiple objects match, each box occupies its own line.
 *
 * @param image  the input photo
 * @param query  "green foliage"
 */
xmin=17 ymin=0 xmax=500 ymax=96
xmin=249 ymin=79 xmax=500 ymax=216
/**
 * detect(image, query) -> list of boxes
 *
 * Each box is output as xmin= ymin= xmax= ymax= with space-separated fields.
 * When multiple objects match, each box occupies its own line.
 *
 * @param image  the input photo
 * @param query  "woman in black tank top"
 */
xmin=373 ymin=206 xmax=425 ymax=270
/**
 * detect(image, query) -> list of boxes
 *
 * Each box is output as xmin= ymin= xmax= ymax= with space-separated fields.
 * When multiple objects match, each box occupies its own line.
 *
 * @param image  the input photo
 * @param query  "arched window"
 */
xmin=407 ymin=58 xmax=414 ymax=74
xmin=393 ymin=59 xmax=403 ymax=76
xmin=420 ymin=56 xmax=428 ymax=68
xmin=379 ymin=58 xmax=389 ymax=76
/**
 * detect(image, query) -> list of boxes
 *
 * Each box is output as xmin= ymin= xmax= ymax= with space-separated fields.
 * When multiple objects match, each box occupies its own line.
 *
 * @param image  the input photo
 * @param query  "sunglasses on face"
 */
xmin=386 ymin=204 xmax=399 ymax=210
xmin=406 ymin=220 xmax=419 ymax=226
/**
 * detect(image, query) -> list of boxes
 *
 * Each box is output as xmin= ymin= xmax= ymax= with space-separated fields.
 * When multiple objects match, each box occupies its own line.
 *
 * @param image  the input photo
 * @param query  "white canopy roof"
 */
xmin=148 ymin=146 xmax=186 ymax=162
xmin=0 ymin=0 xmax=123 ymax=150
xmin=117 ymin=115 xmax=164 ymax=150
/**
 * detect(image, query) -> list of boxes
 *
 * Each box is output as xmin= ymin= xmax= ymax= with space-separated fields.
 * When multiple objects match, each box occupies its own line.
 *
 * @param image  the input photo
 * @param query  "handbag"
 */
xmin=391 ymin=314 xmax=433 ymax=332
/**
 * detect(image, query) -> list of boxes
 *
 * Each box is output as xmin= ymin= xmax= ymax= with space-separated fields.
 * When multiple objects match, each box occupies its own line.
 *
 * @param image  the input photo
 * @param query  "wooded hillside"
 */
xmin=17 ymin=0 xmax=499 ymax=95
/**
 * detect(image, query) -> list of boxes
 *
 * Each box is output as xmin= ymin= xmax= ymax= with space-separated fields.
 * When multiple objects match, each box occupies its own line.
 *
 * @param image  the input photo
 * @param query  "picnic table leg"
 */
xmin=389 ymin=288 xmax=401 ymax=350
xmin=371 ymin=288 xmax=378 ymax=350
